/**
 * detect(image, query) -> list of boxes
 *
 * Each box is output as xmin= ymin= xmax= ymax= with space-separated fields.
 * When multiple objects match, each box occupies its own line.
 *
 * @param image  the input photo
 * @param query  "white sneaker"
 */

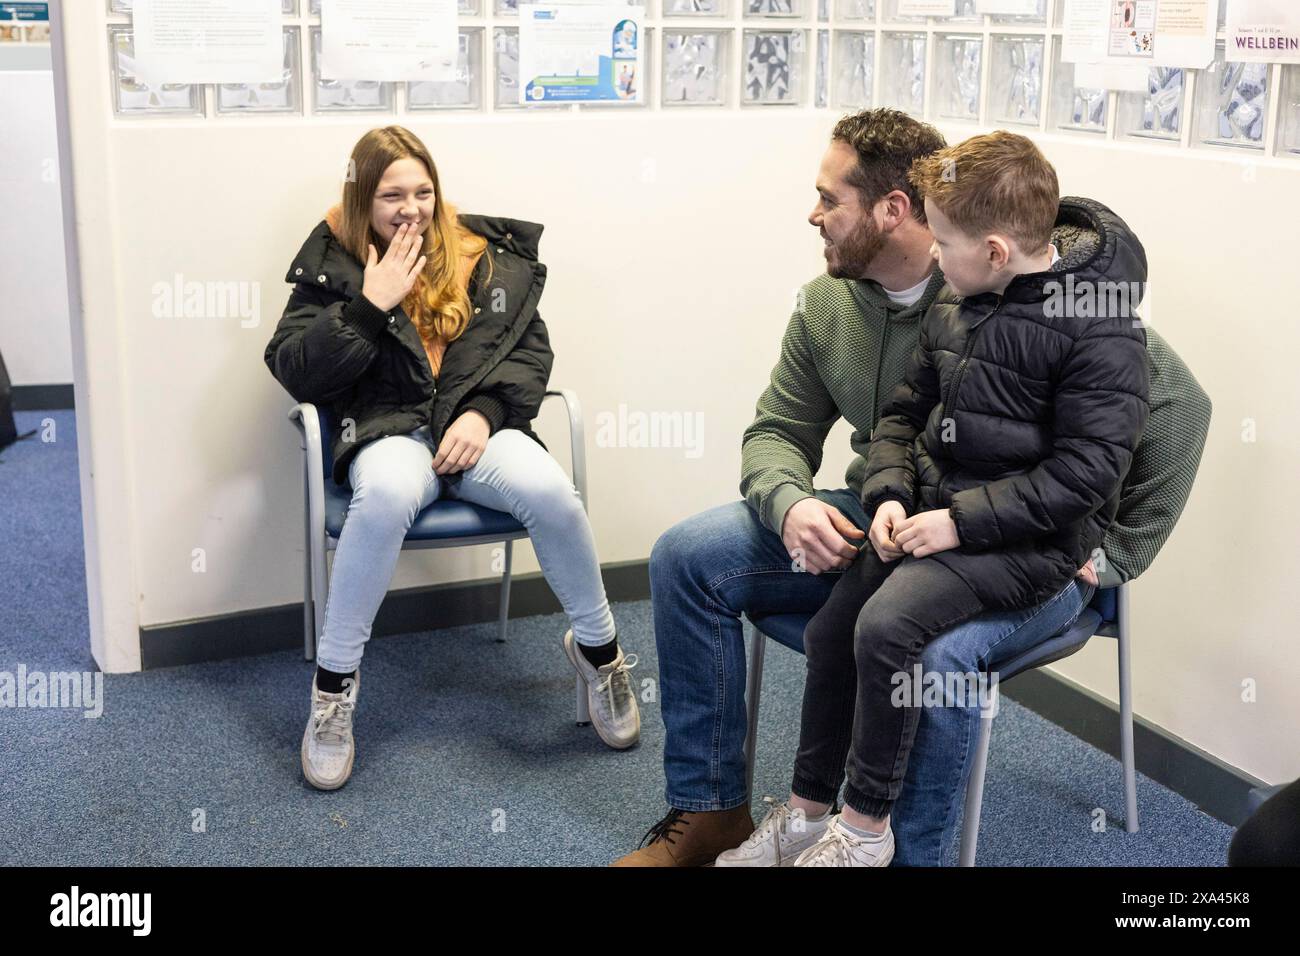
xmin=301 ymin=671 xmax=359 ymax=791
xmin=563 ymin=630 xmax=640 ymax=750
xmin=714 ymin=796 xmax=834 ymax=867
xmin=793 ymin=814 xmax=895 ymax=867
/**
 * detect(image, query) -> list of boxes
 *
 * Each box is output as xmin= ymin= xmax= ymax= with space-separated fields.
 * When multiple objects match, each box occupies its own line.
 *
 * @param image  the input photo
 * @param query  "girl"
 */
xmin=264 ymin=126 xmax=639 ymax=790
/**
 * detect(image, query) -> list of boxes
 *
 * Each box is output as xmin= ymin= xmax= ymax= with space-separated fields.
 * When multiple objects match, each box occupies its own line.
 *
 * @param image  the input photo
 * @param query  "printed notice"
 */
xmin=1062 ymin=0 xmax=1109 ymax=62
xmin=320 ymin=0 xmax=457 ymax=82
xmin=132 ymin=0 xmax=283 ymax=84
xmin=1064 ymin=0 xmax=1213 ymax=69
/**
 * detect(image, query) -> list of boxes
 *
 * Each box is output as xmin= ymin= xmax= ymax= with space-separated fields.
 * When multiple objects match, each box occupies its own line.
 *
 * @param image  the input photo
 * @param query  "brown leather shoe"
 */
xmin=611 ymin=805 xmax=756 ymax=867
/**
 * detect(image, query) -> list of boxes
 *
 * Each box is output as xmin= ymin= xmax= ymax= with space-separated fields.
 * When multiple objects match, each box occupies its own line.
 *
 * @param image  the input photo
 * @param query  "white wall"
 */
xmin=0 ymin=54 xmax=74 ymax=386
xmin=52 ymin=6 xmax=1300 ymax=788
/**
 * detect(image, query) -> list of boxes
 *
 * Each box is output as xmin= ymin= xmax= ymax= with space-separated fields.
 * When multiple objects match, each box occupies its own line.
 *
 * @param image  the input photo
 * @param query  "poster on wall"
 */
xmin=1063 ymin=0 xmax=1215 ymax=70
xmin=132 ymin=0 xmax=284 ymax=84
xmin=1226 ymin=0 xmax=1300 ymax=64
xmin=321 ymin=0 xmax=457 ymax=82
xmin=0 ymin=3 xmax=48 ymax=21
xmin=1108 ymin=0 xmax=1156 ymax=58
xmin=517 ymin=3 xmax=646 ymax=104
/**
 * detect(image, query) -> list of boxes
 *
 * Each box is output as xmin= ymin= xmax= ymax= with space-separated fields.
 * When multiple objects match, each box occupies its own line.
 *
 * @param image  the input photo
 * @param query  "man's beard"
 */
xmin=827 ymin=216 xmax=887 ymax=279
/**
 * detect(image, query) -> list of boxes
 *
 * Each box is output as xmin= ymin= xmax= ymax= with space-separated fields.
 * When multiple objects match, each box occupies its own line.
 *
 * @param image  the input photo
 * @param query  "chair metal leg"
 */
xmin=1117 ymin=586 xmax=1139 ymax=833
xmin=575 ymin=673 xmax=590 ymax=726
xmin=311 ymin=545 xmax=328 ymax=661
xmin=303 ymin=461 xmax=315 ymax=662
xmin=959 ymin=686 xmax=998 ymax=867
xmin=743 ymin=627 xmax=768 ymax=802
xmin=496 ymin=539 xmax=513 ymax=644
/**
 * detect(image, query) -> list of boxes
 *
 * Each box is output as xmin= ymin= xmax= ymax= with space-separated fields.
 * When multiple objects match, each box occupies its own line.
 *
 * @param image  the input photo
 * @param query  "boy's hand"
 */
xmin=1075 ymin=559 xmax=1099 ymax=587
xmin=894 ymin=508 xmax=961 ymax=558
xmin=869 ymin=500 xmax=908 ymax=563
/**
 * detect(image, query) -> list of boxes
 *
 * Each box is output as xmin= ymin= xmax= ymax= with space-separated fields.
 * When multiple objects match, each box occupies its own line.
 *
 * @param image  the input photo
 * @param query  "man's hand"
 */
xmin=781 ymin=498 xmax=866 ymax=574
xmin=1075 ymin=558 xmax=1099 ymax=587
xmin=868 ymin=500 xmax=908 ymax=562
xmin=893 ymin=508 xmax=961 ymax=559
xmin=433 ymin=410 xmax=491 ymax=475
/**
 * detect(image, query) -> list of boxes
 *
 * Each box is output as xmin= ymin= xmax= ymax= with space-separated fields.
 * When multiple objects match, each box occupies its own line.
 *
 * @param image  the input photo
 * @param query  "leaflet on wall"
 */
xmin=132 ymin=0 xmax=284 ymax=84
xmin=1063 ymin=0 xmax=1215 ymax=70
xmin=897 ymin=0 xmax=955 ymax=14
xmin=1108 ymin=0 xmax=1156 ymax=57
xmin=1062 ymin=0 xmax=1108 ymax=62
xmin=1226 ymin=0 xmax=1300 ymax=64
xmin=517 ymin=3 xmax=646 ymax=103
xmin=320 ymin=0 xmax=457 ymax=82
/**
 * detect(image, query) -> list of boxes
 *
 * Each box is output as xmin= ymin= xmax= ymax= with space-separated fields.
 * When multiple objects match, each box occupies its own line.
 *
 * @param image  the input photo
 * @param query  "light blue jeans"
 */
xmin=315 ymin=424 xmax=617 ymax=674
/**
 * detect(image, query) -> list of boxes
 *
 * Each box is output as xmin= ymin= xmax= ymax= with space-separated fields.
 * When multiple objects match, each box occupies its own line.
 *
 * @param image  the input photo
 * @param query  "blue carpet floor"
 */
xmin=0 ymin=409 xmax=1234 ymax=866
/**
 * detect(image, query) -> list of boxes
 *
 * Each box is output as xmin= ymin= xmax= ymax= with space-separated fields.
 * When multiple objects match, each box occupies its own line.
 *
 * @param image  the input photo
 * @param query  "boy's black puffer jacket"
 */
xmin=264 ymin=213 xmax=552 ymax=487
xmin=861 ymin=197 xmax=1151 ymax=609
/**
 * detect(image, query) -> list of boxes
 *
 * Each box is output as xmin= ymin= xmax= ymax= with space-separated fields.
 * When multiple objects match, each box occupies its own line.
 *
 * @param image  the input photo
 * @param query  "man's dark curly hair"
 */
xmin=830 ymin=109 xmax=947 ymax=224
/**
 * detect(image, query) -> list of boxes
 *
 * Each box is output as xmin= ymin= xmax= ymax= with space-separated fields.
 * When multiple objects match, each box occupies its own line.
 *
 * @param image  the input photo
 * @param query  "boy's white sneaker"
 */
xmin=793 ymin=814 xmax=895 ymax=867
xmin=563 ymin=630 xmax=641 ymax=750
xmin=714 ymin=797 xmax=834 ymax=867
xmin=301 ymin=671 xmax=359 ymax=791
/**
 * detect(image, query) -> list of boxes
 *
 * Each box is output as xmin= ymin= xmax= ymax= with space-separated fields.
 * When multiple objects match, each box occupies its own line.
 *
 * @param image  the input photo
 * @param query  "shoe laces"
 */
xmin=638 ymin=807 xmax=688 ymax=849
xmin=595 ymin=653 xmax=638 ymax=716
xmin=801 ymin=818 xmax=864 ymax=868
xmin=313 ymin=692 xmax=355 ymax=746
xmin=743 ymin=796 xmax=793 ymax=850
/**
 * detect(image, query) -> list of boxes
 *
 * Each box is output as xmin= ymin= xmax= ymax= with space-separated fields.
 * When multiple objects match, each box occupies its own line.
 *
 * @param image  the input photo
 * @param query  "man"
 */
xmin=613 ymin=108 xmax=1212 ymax=867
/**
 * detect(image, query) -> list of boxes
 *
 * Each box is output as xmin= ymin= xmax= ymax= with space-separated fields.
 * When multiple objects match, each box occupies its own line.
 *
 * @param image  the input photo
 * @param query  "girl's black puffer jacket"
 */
xmin=264 ymin=213 xmax=553 ymax=487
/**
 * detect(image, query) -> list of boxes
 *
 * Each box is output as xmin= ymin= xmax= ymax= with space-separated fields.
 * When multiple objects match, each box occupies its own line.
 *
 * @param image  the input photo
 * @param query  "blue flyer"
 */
xmin=518 ymin=3 xmax=645 ymax=104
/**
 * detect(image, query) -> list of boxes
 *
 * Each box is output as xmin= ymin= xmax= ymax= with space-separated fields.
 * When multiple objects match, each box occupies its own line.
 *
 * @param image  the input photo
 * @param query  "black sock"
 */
xmin=316 ymin=665 xmax=355 ymax=694
xmin=578 ymin=636 xmax=619 ymax=668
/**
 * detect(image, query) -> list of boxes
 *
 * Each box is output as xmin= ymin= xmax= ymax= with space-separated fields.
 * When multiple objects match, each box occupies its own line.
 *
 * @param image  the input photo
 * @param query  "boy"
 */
xmin=717 ymin=131 xmax=1150 ymax=867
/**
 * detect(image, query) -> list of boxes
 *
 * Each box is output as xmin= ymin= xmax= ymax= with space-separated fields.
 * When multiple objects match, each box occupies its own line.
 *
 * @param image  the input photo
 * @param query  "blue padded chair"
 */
xmin=287 ymin=390 xmax=593 ymax=725
xmin=743 ymin=582 xmax=1136 ymax=866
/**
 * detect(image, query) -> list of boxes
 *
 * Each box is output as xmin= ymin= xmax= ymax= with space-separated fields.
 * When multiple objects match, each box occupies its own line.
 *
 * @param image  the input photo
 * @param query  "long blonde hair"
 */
xmin=334 ymin=126 xmax=492 ymax=342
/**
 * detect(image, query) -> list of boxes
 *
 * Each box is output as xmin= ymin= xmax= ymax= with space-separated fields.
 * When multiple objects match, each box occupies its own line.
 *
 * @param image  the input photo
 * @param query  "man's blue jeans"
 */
xmin=651 ymin=490 xmax=1091 ymax=865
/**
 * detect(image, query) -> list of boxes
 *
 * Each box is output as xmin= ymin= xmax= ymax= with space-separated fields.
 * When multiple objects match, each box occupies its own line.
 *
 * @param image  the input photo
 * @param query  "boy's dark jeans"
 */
xmin=792 ymin=544 xmax=998 ymax=819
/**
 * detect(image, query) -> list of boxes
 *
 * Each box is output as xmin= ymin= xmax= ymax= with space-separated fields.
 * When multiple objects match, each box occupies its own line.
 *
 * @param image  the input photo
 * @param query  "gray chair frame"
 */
xmin=288 ymin=389 xmax=592 ymax=725
xmin=956 ymin=583 xmax=1137 ymax=865
xmin=742 ymin=582 xmax=1137 ymax=866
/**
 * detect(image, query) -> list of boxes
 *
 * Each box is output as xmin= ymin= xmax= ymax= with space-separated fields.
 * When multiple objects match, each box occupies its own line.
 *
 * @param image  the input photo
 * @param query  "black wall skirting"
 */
xmin=138 ymin=559 xmax=650 ymax=670
xmin=140 ymin=555 xmax=1260 ymax=828
xmin=12 ymin=384 xmax=75 ymax=411
xmin=1001 ymin=669 xmax=1264 ymax=828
